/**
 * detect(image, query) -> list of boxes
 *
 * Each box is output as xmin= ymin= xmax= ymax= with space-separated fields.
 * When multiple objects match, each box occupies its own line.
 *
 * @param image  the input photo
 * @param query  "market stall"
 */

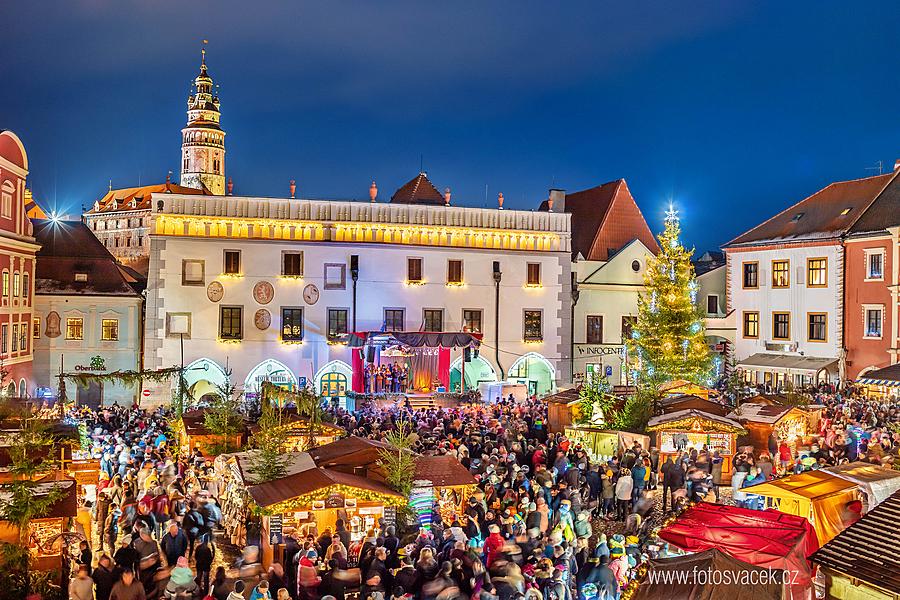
xmin=179 ymin=409 xmax=249 ymax=455
xmin=656 ymin=394 xmax=730 ymax=417
xmin=563 ymin=426 xmax=650 ymax=462
xmin=248 ymin=411 xmax=345 ymax=452
xmin=727 ymin=403 xmax=809 ymax=451
xmin=657 ymin=502 xmax=818 ymax=600
xmin=822 ymin=461 xmax=900 ymax=513
xmin=543 ymin=387 xmax=581 ymax=433
xmin=658 ymin=379 xmax=714 ymax=399
xmin=742 ymin=470 xmax=861 ymax=544
xmin=646 ymin=409 xmax=745 ymax=479
xmin=412 ymin=456 xmax=478 ymax=526
xmin=0 ymin=475 xmax=78 ymax=572
xmin=632 ymin=548 xmax=784 ymax=600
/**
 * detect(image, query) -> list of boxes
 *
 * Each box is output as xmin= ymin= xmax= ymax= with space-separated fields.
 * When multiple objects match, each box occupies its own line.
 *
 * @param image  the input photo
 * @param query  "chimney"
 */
xmin=166 ymin=171 xmax=172 ymax=184
xmin=369 ymin=180 xmax=378 ymax=202
xmin=498 ymin=192 xmax=504 ymax=210
xmin=289 ymin=179 xmax=296 ymax=199
xmin=444 ymin=187 xmax=451 ymax=206
xmin=227 ymin=177 xmax=234 ymax=196
xmin=549 ymin=188 xmax=566 ymax=213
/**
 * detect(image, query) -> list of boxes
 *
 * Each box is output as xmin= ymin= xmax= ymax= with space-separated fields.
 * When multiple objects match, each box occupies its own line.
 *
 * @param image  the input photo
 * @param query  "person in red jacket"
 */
xmin=778 ymin=440 xmax=792 ymax=473
xmin=484 ymin=523 xmax=505 ymax=568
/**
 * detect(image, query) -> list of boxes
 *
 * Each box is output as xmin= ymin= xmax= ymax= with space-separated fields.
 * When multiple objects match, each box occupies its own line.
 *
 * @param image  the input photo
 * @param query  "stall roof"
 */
xmin=743 ymin=470 xmax=857 ymax=500
xmin=344 ymin=331 xmax=481 ymax=348
xmin=659 ymin=394 xmax=729 ymax=417
xmin=857 ymin=363 xmax=900 ymax=386
xmin=0 ymin=474 xmax=78 ymax=519
xmin=542 ymin=387 xmax=581 ymax=405
xmin=811 ymin=489 xmax=900 ymax=594
xmin=737 ymin=353 xmax=838 ymax=375
xmin=230 ymin=450 xmax=316 ymax=484
xmin=822 ymin=462 xmax=900 ymax=508
xmin=181 ymin=409 xmax=250 ymax=436
xmin=633 ymin=548 xmax=783 ymax=600
xmin=307 ymin=436 xmax=392 ymax=470
xmin=646 ymin=409 xmax=744 ymax=432
xmin=247 ymin=465 xmax=403 ymax=508
xmin=414 ymin=456 xmax=477 ymax=487
xmin=658 ymin=502 xmax=818 ymax=585
xmin=727 ymin=404 xmax=806 ymax=424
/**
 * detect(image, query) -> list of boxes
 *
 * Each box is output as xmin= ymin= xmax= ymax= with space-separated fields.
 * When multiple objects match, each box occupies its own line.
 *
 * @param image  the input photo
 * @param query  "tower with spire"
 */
xmin=180 ymin=44 xmax=226 ymax=195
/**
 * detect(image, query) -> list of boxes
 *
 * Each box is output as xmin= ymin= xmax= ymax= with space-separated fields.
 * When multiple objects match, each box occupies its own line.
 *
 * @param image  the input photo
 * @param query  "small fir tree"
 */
xmin=204 ymin=371 xmax=244 ymax=454
xmin=627 ymin=206 xmax=712 ymax=385
xmin=249 ymin=398 xmax=293 ymax=482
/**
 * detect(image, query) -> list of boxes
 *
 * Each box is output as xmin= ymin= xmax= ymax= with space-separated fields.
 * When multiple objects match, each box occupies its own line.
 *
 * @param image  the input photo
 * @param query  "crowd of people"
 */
xmin=59 ymin=382 xmax=900 ymax=600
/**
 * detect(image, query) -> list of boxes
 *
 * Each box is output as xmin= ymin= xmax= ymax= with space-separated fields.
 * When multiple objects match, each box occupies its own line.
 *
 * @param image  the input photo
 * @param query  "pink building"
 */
xmin=0 ymin=131 xmax=39 ymax=397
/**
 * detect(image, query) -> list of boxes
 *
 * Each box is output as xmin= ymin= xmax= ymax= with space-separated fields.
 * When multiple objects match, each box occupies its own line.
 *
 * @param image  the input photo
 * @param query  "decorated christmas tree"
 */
xmin=627 ymin=206 xmax=712 ymax=385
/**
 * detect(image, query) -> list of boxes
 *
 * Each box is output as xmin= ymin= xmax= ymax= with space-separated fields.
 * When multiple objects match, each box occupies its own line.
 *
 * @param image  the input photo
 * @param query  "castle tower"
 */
xmin=180 ymin=47 xmax=225 ymax=195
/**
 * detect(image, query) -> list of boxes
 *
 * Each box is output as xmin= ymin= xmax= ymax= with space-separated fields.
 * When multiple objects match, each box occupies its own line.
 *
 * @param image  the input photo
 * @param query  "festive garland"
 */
xmin=646 ymin=416 xmax=746 ymax=434
xmin=60 ymin=366 xmax=182 ymax=389
xmin=257 ymin=483 xmax=406 ymax=515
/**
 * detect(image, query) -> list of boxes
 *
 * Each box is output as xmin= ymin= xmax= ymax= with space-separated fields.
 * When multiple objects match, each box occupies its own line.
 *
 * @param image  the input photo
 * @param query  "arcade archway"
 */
xmin=184 ymin=358 xmax=229 ymax=403
xmin=508 ymin=352 xmax=556 ymax=397
xmin=449 ymin=356 xmax=498 ymax=392
xmin=244 ymin=359 xmax=297 ymax=398
xmin=314 ymin=360 xmax=352 ymax=399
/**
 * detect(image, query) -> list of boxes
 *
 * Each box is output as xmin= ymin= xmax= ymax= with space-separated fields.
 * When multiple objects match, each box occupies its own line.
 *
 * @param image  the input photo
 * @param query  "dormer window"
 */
xmin=791 ymin=212 xmax=805 ymax=222
xmin=93 ymin=201 xmax=100 ymax=211
xmin=74 ymin=273 xmax=88 ymax=283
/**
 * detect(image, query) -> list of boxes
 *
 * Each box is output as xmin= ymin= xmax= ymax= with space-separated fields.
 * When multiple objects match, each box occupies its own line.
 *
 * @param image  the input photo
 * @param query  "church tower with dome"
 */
xmin=180 ymin=47 xmax=225 ymax=195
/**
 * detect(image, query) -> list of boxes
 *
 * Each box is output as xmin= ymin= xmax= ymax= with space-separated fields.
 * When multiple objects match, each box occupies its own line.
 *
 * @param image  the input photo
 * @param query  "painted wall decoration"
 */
xmin=253 ymin=281 xmax=275 ymax=305
xmin=207 ymin=281 xmax=224 ymax=302
xmin=254 ymin=308 xmax=271 ymax=331
xmin=46 ymin=311 xmax=61 ymax=338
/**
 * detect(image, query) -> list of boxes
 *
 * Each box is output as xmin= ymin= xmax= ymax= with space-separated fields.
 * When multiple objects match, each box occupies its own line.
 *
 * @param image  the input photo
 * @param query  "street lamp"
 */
xmin=169 ymin=315 xmax=190 ymax=413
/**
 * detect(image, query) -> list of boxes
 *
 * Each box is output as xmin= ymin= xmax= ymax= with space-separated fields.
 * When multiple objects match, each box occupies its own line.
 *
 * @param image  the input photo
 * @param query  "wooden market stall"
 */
xmin=656 ymin=394 xmax=730 ymax=417
xmin=563 ymin=426 xmax=650 ymax=462
xmin=179 ymin=409 xmax=249 ymax=455
xmin=0 ymin=474 xmax=78 ymax=572
xmin=727 ymin=403 xmax=809 ymax=451
xmin=659 ymin=380 xmax=714 ymax=399
xmin=542 ymin=387 xmax=581 ymax=434
xmin=412 ymin=456 xmax=478 ymax=525
xmin=742 ymin=470 xmax=861 ymax=544
xmin=247 ymin=411 xmax=345 ymax=452
xmin=646 ymin=409 xmax=745 ymax=479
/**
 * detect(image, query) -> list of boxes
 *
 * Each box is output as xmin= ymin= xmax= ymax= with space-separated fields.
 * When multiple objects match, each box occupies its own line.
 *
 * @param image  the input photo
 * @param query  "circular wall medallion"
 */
xmin=254 ymin=309 xmax=271 ymax=330
xmin=253 ymin=281 xmax=275 ymax=305
xmin=303 ymin=283 xmax=320 ymax=305
xmin=207 ymin=281 xmax=225 ymax=303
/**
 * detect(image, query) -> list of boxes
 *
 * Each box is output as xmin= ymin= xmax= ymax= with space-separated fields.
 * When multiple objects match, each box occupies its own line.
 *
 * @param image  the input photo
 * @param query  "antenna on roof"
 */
xmin=108 ymin=179 xmax=112 ymax=192
xmin=866 ymin=160 xmax=884 ymax=175
xmin=419 ymin=154 xmax=424 ymax=174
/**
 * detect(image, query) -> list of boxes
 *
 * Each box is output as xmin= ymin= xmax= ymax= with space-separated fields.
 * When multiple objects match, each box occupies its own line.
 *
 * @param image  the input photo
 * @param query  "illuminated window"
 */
xmin=0 ymin=324 xmax=7 ymax=354
xmin=224 ymin=250 xmax=241 ymax=275
xmin=524 ymin=310 xmax=543 ymax=341
xmin=327 ymin=308 xmax=348 ymax=340
xmin=807 ymin=313 xmax=827 ymax=342
xmin=586 ymin=315 xmax=603 ymax=344
xmin=32 ymin=317 xmax=40 ymax=339
xmin=66 ymin=317 xmax=84 ymax=340
xmin=281 ymin=308 xmax=304 ymax=341
xmin=22 ymin=273 xmax=29 ymax=301
xmin=2 ymin=271 xmax=8 ymax=297
xmin=742 ymin=262 xmax=758 ymax=288
xmin=807 ymin=258 xmax=827 ymax=287
xmin=771 ymin=260 xmax=789 ymax=288
xmin=219 ymin=306 xmax=243 ymax=340
xmin=463 ymin=309 xmax=482 ymax=333
xmin=11 ymin=324 xmax=18 ymax=351
xmin=101 ymin=319 xmax=119 ymax=341
xmin=865 ymin=306 xmax=883 ymax=339
xmin=18 ymin=325 xmax=26 ymax=353
xmin=12 ymin=272 xmax=20 ymax=297
xmin=526 ymin=263 xmax=541 ymax=286
xmin=773 ymin=312 xmax=791 ymax=340
xmin=743 ymin=312 xmax=759 ymax=339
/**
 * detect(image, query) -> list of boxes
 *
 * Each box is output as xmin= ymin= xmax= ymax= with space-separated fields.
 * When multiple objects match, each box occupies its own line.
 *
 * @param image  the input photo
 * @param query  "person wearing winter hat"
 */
xmin=164 ymin=555 xmax=199 ymax=599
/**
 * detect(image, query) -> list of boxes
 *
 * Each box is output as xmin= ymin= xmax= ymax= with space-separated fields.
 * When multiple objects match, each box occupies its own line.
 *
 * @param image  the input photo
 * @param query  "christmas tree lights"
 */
xmin=627 ymin=205 xmax=712 ymax=385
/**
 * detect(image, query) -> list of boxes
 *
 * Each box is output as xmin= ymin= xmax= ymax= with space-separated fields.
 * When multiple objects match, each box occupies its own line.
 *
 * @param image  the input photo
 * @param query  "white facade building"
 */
xmin=143 ymin=187 xmax=572 ymax=404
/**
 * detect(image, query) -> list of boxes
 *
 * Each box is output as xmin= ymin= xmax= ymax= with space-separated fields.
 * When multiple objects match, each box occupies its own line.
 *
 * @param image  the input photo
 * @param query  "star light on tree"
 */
xmin=627 ymin=203 xmax=713 ymax=385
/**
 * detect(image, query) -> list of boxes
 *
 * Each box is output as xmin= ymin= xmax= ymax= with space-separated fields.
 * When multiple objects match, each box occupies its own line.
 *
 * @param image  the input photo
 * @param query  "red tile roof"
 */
xmin=247 ymin=465 xmax=403 ymax=508
xmin=86 ymin=181 xmax=209 ymax=214
xmin=414 ymin=456 xmax=477 ymax=487
xmin=726 ymin=173 xmax=894 ymax=247
xmin=390 ymin=172 xmax=446 ymax=205
xmin=539 ymin=179 xmax=659 ymax=260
